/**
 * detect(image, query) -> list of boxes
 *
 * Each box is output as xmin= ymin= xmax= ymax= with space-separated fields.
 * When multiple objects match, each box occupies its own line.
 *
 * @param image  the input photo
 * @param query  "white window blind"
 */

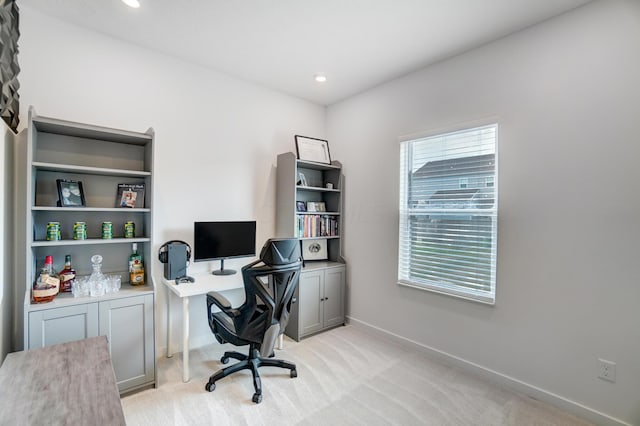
xmin=398 ymin=124 xmax=498 ymax=304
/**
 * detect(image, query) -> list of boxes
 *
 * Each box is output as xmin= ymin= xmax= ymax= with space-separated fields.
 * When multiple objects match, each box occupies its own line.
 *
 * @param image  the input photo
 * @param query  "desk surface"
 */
xmin=0 ymin=336 xmax=126 ymax=426
xmin=162 ymin=261 xmax=345 ymax=298
xmin=162 ymin=272 xmax=246 ymax=298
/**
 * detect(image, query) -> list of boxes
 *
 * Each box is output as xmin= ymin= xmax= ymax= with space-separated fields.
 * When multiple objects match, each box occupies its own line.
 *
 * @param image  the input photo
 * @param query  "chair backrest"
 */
xmin=236 ymin=239 xmax=301 ymax=355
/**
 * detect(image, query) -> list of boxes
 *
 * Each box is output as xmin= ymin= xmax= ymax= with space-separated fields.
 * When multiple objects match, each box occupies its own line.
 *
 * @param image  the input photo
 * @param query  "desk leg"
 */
xmin=182 ymin=296 xmax=190 ymax=383
xmin=276 ymin=334 xmax=284 ymax=350
xmin=166 ymin=290 xmax=173 ymax=358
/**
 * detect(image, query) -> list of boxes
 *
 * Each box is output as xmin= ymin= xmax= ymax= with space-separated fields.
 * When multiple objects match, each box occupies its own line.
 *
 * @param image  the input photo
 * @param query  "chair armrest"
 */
xmin=207 ymin=291 xmax=241 ymax=317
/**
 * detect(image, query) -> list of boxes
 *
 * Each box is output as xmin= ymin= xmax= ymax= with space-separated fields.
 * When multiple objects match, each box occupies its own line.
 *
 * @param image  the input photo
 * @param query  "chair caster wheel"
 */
xmin=205 ymin=382 xmax=215 ymax=392
xmin=252 ymin=393 xmax=262 ymax=404
xmin=290 ymin=369 xmax=297 ymax=378
xmin=221 ymin=356 xmax=229 ymax=364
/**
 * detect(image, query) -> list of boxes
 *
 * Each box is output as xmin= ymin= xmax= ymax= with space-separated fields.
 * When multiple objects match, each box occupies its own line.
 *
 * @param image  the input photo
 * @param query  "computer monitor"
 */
xmin=193 ymin=221 xmax=256 ymax=275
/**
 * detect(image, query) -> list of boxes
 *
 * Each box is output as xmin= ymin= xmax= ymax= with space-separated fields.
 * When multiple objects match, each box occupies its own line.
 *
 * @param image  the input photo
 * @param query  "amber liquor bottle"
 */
xmin=33 ymin=255 xmax=60 ymax=303
xmin=58 ymin=254 xmax=77 ymax=292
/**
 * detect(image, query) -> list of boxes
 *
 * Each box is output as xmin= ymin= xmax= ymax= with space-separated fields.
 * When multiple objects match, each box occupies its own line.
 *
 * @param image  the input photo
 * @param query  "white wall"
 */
xmin=17 ymin=7 xmax=326 ymax=353
xmin=327 ymin=1 xmax=640 ymax=425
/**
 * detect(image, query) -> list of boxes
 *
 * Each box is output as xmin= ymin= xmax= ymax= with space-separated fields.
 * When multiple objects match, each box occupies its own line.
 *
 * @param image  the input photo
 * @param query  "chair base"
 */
xmin=205 ymin=344 xmax=297 ymax=404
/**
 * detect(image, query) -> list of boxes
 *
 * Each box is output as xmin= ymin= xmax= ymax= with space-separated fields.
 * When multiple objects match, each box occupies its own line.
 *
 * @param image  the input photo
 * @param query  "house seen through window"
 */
xmin=398 ymin=124 xmax=498 ymax=304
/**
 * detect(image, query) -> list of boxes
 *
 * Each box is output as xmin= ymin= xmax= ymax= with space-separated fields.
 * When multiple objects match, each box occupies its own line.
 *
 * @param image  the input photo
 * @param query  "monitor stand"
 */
xmin=212 ymin=258 xmax=236 ymax=276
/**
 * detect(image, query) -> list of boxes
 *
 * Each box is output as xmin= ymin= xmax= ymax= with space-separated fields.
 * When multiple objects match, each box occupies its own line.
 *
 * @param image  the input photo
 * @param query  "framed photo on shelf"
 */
xmin=296 ymin=201 xmax=307 ymax=212
xmin=295 ymin=135 xmax=331 ymax=165
xmin=301 ymin=239 xmax=328 ymax=260
xmin=306 ymin=201 xmax=326 ymax=212
xmin=297 ymin=172 xmax=308 ymax=187
xmin=56 ymin=179 xmax=86 ymax=207
xmin=115 ymin=183 xmax=145 ymax=208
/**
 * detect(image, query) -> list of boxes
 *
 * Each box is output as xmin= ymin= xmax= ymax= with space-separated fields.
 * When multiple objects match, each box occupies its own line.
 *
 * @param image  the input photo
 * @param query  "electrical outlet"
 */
xmin=598 ymin=358 xmax=616 ymax=382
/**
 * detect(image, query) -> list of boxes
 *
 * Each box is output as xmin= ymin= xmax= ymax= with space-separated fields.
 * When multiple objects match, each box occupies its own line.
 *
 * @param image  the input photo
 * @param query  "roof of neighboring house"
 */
xmin=413 ymin=153 xmax=495 ymax=178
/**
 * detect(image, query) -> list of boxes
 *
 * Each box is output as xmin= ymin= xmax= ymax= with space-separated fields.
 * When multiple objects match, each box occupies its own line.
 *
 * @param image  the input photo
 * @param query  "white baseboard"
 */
xmin=346 ymin=316 xmax=630 ymax=426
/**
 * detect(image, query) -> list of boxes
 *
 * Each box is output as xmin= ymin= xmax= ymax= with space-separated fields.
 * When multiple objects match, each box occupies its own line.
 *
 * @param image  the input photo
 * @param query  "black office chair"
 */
xmin=205 ymin=238 xmax=302 ymax=403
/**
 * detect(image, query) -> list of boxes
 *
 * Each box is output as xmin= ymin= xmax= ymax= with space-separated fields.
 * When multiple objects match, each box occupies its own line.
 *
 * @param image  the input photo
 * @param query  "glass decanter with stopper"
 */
xmin=88 ymin=254 xmax=106 ymax=297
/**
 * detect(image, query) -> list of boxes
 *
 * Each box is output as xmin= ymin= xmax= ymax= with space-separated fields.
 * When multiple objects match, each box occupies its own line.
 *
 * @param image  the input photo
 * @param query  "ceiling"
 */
xmin=20 ymin=0 xmax=593 ymax=106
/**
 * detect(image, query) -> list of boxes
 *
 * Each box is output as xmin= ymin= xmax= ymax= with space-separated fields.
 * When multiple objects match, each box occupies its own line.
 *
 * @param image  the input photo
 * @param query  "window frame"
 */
xmin=398 ymin=122 xmax=498 ymax=305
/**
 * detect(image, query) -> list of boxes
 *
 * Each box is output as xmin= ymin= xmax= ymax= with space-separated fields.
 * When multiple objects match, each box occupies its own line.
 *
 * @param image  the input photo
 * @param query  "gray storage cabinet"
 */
xmin=28 ymin=294 xmax=154 ymax=392
xmin=276 ymin=151 xmax=347 ymax=341
xmin=16 ymin=106 xmax=156 ymax=394
xmin=286 ymin=264 xmax=345 ymax=341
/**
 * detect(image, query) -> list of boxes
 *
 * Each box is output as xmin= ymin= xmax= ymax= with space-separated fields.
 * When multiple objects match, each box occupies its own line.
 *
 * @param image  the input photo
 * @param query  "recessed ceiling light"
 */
xmin=314 ymin=74 xmax=327 ymax=83
xmin=122 ymin=0 xmax=140 ymax=8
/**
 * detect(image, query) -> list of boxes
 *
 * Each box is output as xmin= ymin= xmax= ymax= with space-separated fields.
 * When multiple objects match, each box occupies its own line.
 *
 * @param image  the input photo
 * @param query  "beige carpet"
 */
xmin=121 ymin=325 xmax=592 ymax=426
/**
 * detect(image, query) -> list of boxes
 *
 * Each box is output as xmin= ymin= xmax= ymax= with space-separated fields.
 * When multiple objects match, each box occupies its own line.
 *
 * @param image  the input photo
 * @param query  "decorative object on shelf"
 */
xmin=32 ymin=255 xmax=59 ymax=303
xmin=0 ymin=0 xmax=20 ymax=132
xmin=116 ymin=183 xmax=145 ymax=208
xmin=296 ymin=201 xmax=306 ymax=212
xmin=124 ymin=221 xmax=135 ymax=238
xmin=297 ymin=172 xmax=308 ymax=186
xmin=307 ymin=201 xmax=326 ymax=212
xmin=46 ymin=221 xmax=61 ymax=241
xmin=56 ymin=179 xmax=86 ymax=207
xmin=326 ymin=183 xmax=334 ymax=189
xmin=101 ymin=221 xmax=113 ymax=239
xmin=295 ymin=135 xmax=331 ymax=164
xmin=301 ymin=239 xmax=328 ymax=260
xmin=73 ymin=222 xmax=87 ymax=240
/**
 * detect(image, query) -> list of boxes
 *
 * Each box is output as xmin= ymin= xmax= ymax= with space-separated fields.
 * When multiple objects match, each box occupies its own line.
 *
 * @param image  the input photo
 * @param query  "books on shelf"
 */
xmin=296 ymin=214 xmax=339 ymax=238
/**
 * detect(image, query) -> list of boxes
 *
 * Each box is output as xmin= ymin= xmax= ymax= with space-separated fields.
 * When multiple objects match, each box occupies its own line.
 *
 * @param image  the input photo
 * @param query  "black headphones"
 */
xmin=158 ymin=240 xmax=192 ymax=264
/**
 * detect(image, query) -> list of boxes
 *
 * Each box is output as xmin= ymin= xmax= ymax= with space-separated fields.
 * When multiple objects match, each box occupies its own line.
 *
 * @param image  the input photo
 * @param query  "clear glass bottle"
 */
xmin=58 ymin=254 xmax=77 ymax=292
xmin=129 ymin=243 xmax=145 ymax=285
xmin=33 ymin=255 xmax=60 ymax=303
xmin=88 ymin=254 xmax=106 ymax=297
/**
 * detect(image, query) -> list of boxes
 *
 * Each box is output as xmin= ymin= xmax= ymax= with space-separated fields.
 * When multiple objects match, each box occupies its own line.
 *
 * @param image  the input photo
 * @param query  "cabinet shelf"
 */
xmin=32 ymin=237 xmax=150 ymax=247
xmin=297 ymin=211 xmax=340 ymax=216
xmin=296 ymin=185 xmax=340 ymax=193
xmin=26 ymin=285 xmax=154 ymax=312
xmin=32 ymin=206 xmax=150 ymax=213
xmin=299 ymin=236 xmax=340 ymax=240
xmin=33 ymin=161 xmax=151 ymax=177
xmin=296 ymin=160 xmax=341 ymax=171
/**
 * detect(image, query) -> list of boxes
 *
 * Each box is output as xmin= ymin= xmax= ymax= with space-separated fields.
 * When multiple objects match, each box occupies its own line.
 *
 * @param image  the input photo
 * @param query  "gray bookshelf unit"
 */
xmin=276 ymin=152 xmax=346 ymax=341
xmin=15 ymin=107 xmax=156 ymax=394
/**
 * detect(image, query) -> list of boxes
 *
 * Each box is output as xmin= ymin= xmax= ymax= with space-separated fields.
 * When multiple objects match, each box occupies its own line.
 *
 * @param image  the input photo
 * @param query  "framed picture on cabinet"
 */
xmin=297 ymin=172 xmax=308 ymax=187
xmin=301 ymin=239 xmax=328 ymax=261
xmin=56 ymin=179 xmax=86 ymax=207
xmin=296 ymin=201 xmax=307 ymax=212
xmin=115 ymin=183 xmax=145 ymax=208
xmin=295 ymin=135 xmax=331 ymax=164
xmin=306 ymin=201 xmax=326 ymax=212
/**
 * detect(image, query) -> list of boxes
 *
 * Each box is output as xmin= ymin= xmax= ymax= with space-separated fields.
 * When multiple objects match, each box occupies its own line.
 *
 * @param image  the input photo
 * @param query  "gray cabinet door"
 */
xmin=323 ymin=267 xmax=345 ymax=329
xmin=99 ymin=294 xmax=154 ymax=393
xmin=28 ymin=303 xmax=99 ymax=349
xmin=299 ymin=270 xmax=324 ymax=336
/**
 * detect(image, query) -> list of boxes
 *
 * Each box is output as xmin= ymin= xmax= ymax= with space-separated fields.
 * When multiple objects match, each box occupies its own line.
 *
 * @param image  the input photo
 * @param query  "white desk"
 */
xmin=162 ymin=273 xmax=244 ymax=382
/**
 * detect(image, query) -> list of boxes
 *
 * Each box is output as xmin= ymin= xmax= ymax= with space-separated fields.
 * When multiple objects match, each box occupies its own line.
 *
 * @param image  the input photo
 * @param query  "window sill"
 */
xmin=397 ymin=280 xmax=495 ymax=305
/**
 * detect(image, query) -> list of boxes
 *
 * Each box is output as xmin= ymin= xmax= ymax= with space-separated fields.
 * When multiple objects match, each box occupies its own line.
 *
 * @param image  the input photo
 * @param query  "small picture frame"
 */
xmin=295 ymin=135 xmax=331 ymax=165
xmin=116 ymin=183 xmax=146 ymax=208
xmin=301 ymin=239 xmax=328 ymax=260
xmin=56 ymin=179 xmax=86 ymax=207
xmin=297 ymin=172 xmax=308 ymax=187
xmin=306 ymin=201 xmax=326 ymax=212
xmin=296 ymin=201 xmax=307 ymax=212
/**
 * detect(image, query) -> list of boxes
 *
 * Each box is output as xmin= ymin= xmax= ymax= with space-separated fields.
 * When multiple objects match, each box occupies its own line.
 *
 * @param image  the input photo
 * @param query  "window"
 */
xmin=398 ymin=124 xmax=498 ymax=304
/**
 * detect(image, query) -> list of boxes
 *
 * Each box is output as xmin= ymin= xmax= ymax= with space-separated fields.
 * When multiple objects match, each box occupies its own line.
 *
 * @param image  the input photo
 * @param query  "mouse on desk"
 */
xmin=175 ymin=276 xmax=195 ymax=284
